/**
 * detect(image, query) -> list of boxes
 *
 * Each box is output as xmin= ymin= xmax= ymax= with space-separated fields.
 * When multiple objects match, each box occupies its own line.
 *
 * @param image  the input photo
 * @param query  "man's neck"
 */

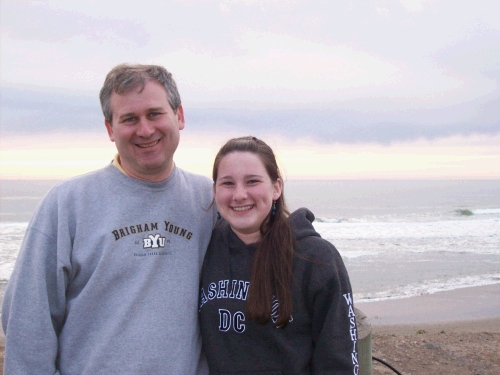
xmin=112 ymin=154 xmax=175 ymax=182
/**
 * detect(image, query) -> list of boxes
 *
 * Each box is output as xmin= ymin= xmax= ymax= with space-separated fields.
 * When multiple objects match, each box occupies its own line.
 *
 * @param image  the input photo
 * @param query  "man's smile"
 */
xmin=137 ymin=139 xmax=160 ymax=148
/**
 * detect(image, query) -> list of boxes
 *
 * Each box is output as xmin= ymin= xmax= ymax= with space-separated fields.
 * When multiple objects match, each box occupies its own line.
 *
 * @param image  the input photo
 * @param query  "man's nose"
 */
xmin=136 ymin=118 xmax=155 ymax=137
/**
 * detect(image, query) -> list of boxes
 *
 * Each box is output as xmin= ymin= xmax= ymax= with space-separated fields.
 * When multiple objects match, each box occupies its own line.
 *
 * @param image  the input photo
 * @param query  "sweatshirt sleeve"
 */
xmin=307 ymin=241 xmax=358 ymax=375
xmin=2 ymin=197 xmax=68 ymax=375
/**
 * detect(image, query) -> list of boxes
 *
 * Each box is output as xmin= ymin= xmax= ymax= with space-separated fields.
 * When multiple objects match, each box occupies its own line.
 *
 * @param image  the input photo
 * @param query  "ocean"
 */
xmin=1 ymin=179 xmax=499 ymax=304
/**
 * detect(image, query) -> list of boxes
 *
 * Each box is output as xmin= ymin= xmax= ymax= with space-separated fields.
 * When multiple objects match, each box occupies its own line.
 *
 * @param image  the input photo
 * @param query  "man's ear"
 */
xmin=105 ymin=120 xmax=115 ymax=142
xmin=176 ymin=105 xmax=185 ymax=130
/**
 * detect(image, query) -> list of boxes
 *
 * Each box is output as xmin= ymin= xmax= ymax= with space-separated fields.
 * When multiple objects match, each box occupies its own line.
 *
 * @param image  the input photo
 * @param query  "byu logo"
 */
xmin=143 ymin=234 xmax=166 ymax=249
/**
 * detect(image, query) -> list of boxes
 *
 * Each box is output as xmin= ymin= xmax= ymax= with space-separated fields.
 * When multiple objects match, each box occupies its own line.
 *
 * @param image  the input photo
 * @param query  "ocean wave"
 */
xmin=314 ymin=207 xmax=500 ymax=224
xmin=0 ymin=222 xmax=29 ymax=230
xmin=314 ymin=217 xmax=343 ymax=223
xmin=354 ymin=273 xmax=500 ymax=303
xmin=314 ymin=217 xmax=499 ymax=240
xmin=473 ymin=208 xmax=500 ymax=215
xmin=454 ymin=209 xmax=473 ymax=216
xmin=339 ymin=249 xmax=384 ymax=259
xmin=453 ymin=208 xmax=500 ymax=216
xmin=0 ymin=223 xmax=27 ymax=281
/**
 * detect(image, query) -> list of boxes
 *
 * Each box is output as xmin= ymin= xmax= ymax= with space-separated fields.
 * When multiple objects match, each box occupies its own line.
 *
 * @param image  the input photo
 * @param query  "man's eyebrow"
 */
xmin=117 ymin=112 xmax=136 ymax=120
xmin=146 ymin=107 xmax=167 ymax=112
xmin=117 ymin=107 xmax=166 ymax=120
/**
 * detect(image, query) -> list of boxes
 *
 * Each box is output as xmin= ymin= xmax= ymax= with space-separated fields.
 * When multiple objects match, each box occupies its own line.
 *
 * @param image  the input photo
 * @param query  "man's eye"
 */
xmin=149 ymin=112 xmax=162 ymax=118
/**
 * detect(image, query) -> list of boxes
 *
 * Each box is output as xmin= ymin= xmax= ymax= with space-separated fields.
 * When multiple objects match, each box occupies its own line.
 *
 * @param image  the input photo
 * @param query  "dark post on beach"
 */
xmin=356 ymin=308 xmax=373 ymax=375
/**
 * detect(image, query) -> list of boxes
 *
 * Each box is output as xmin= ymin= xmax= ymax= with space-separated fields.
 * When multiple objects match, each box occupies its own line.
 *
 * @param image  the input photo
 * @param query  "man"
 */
xmin=2 ymin=64 xmax=216 ymax=374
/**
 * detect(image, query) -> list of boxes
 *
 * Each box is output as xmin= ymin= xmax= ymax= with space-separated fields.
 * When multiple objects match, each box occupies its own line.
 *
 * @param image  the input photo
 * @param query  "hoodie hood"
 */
xmin=288 ymin=207 xmax=321 ymax=241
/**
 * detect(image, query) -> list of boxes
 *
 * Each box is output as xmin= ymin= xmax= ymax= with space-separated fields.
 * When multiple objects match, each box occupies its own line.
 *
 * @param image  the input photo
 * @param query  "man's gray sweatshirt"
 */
xmin=2 ymin=164 xmax=216 ymax=375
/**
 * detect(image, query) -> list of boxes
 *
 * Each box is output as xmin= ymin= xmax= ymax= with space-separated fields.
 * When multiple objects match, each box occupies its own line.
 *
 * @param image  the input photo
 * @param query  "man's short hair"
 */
xmin=99 ymin=64 xmax=182 ymax=122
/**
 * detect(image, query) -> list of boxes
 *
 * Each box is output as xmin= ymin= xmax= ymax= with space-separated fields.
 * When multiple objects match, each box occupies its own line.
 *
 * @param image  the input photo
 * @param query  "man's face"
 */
xmin=105 ymin=80 xmax=185 ymax=182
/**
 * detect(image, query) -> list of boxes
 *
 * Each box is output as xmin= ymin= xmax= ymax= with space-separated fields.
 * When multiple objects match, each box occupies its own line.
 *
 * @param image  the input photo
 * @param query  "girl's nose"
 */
xmin=233 ymin=184 xmax=247 ymax=200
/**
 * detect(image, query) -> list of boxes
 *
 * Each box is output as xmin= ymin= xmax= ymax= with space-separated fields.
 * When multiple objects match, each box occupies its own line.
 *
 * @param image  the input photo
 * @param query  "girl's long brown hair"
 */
xmin=213 ymin=136 xmax=294 ymax=327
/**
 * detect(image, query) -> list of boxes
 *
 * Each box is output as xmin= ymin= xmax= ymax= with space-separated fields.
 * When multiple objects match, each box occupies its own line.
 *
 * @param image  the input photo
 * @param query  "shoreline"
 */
xmin=370 ymin=316 xmax=500 ymax=336
xmin=356 ymin=283 xmax=500 ymax=327
xmin=356 ymin=284 xmax=500 ymax=374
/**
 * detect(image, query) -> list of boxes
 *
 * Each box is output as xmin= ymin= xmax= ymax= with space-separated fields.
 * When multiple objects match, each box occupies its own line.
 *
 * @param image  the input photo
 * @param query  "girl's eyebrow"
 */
xmin=218 ymin=174 xmax=264 ymax=180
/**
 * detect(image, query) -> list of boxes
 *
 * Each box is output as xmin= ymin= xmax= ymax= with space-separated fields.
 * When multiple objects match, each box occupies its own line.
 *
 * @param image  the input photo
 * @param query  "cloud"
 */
xmin=1 ymin=1 xmax=149 ymax=46
xmin=1 ymin=0 xmax=499 ymax=145
xmin=2 ymin=86 xmax=498 ymax=144
xmin=1 ymin=87 xmax=103 ymax=134
xmin=186 ymin=100 xmax=500 ymax=144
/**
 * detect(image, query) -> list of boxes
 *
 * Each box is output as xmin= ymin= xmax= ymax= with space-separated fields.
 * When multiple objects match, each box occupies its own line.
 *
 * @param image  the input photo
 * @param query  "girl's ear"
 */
xmin=273 ymin=178 xmax=283 ymax=200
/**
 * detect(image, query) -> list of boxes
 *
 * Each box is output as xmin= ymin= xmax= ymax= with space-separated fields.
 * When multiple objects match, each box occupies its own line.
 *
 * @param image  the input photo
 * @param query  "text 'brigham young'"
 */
xmin=112 ymin=221 xmax=193 ymax=241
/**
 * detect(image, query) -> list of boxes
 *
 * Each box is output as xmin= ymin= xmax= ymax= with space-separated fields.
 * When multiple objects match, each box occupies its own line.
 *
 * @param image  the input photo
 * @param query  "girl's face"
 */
xmin=214 ymin=151 xmax=282 ymax=244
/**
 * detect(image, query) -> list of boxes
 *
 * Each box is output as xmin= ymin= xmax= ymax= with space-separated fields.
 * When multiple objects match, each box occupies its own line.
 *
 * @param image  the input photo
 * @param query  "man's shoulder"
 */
xmin=54 ymin=164 xmax=113 ymax=186
xmin=175 ymin=167 xmax=212 ymax=187
xmin=45 ymin=165 xmax=116 ymax=200
xmin=27 ymin=166 xmax=116 ymax=227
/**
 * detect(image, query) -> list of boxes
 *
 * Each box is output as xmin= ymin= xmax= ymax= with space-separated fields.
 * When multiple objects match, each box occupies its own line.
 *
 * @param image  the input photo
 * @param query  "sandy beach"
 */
xmin=0 ymin=284 xmax=498 ymax=374
xmin=357 ymin=284 xmax=500 ymax=375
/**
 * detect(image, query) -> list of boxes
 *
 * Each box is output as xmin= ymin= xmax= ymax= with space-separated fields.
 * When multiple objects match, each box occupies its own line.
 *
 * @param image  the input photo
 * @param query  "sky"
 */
xmin=1 ymin=0 xmax=499 ymax=180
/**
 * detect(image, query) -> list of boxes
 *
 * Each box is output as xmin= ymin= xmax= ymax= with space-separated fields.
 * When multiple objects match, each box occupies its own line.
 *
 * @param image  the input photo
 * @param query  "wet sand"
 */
xmin=357 ymin=284 xmax=500 ymax=374
xmin=357 ymin=283 xmax=500 ymax=327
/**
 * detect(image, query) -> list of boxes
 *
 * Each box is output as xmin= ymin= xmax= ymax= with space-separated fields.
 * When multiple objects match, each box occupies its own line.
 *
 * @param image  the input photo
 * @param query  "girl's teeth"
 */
xmin=233 ymin=205 xmax=252 ymax=212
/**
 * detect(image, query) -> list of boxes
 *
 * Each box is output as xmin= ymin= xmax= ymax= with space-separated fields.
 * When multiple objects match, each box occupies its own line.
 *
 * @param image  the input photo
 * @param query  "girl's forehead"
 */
xmin=220 ymin=151 xmax=263 ymax=165
xmin=218 ymin=152 xmax=268 ymax=176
